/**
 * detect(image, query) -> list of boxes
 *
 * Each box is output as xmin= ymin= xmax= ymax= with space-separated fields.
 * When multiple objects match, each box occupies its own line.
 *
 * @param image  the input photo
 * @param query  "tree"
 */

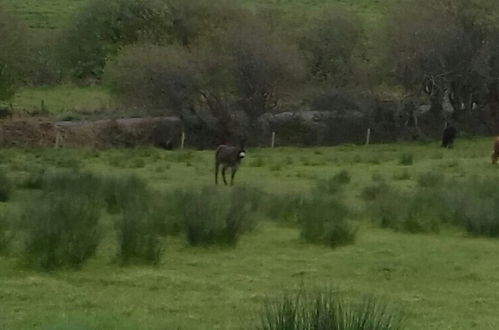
xmin=59 ymin=0 xmax=171 ymax=80
xmin=227 ymin=22 xmax=306 ymax=123
xmin=105 ymin=44 xmax=199 ymax=114
xmin=299 ymin=6 xmax=362 ymax=87
xmin=0 ymin=6 xmax=28 ymax=101
xmin=382 ymin=0 xmax=499 ymax=121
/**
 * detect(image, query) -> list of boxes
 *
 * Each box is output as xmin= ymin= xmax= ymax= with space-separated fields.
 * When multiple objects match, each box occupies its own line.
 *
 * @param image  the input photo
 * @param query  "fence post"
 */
xmin=366 ymin=128 xmax=371 ymax=146
xmin=271 ymin=131 xmax=276 ymax=148
xmin=55 ymin=131 xmax=59 ymax=148
xmin=180 ymin=131 xmax=186 ymax=150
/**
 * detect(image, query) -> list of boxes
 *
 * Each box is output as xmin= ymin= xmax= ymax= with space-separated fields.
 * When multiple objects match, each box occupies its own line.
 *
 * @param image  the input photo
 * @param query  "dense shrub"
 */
xmin=443 ymin=179 xmax=499 ymax=237
xmin=417 ymin=171 xmax=444 ymax=188
xmin=22 ymin=192 xmax=101 ymax=270
xmin=259 ymin=288 xmax=403 ymax=330
xmin=315 ymin=170 xmax=350 ymax=195
xmin=105 ymin=44 xmax=198 ymax=114
xmin=174 ymin=186 xmax=259 ymax=246
xmin=20 ymin=170 xmax=105 ymax=270
xmin=117 ymin=193 xmax=164 ymax=265
xmin=263 ymin=193 xmax=305 ymax=224
xmin=360 ymin=181 xmax=391 ymax=202
xmin=59 ymin=0 xmax=170 ymax=80
xmin=0 ymin=173 xmax=12 ymax=202
xmin=367 ymin=185 xmax=446 ymax=233
xmin=297 ymin=193 xmax=355 ymax=247
xmin=0 ymin=210 xmax=10 ymax=253
xmin=0 ymin=5 xmax=28 ymax=100
xmin=398 ymin=152 xmax=413 ymax=166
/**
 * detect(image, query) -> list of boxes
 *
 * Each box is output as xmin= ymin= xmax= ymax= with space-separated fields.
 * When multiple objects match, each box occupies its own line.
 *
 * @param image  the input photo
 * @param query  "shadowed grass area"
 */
xmin=0 ymin=138 xmax=499 ymax=329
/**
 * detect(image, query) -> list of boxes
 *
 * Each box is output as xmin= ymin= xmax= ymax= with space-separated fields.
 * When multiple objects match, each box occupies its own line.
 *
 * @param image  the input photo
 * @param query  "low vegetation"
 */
xmin=259 ymin=288 xmax=403 ymax=330
xmin=1 ymin=140 xmax=499 ymax=328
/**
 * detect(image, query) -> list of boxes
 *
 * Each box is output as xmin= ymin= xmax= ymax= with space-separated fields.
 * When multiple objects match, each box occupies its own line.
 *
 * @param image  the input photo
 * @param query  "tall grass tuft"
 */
xmin=443 ymin=179 xmax=499 ymax=237
xmin=0 ymin=211 xmax=11 ymax=253
xmin=174 ymin=186 xmax=259 ymax=246
xmin=263 ymin=193 xmax=305 ymax=224
xmin=22 ymin=192 xmax=101 ymax=270
xmin=297 ymin=192 xmax=355 ymax=247
xmin=117 ymin=193 xmax=163 ymax=265
xmin=259 ymin=288 xmax=403 ymax=330
xmin=417 ymin=171 xmax=444 ymax=188
xmin=366 ymin=184 xmax=446 ymax=233
xmin=398 ymin=152 xmax=413 ymax=166
xmin=99 ymin=174 xmax=164 ymax=264
xmin=20 ymin=170 xmax=104 ymax=270
xmin=0 ymin=173 xmax=12 ymax=202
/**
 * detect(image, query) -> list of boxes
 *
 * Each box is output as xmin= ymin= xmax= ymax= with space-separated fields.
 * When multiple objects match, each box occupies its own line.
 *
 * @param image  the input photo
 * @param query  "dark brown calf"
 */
xmin=215 ymin=143 xmax=246 ymax=185
xmin=492 ymin=137 xmax=499 ymax=164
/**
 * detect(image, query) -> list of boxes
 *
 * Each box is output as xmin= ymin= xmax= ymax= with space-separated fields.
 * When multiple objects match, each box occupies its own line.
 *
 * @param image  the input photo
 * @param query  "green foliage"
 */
xmin=21 ymin=187 xmax=101 ymax=271
xmin=367 ymin=184 xmax=446 ymax=233
xmin=0 ymin=6 xmax=28 ymax=101
xmin=0 ymin=173 xmax=13 ymax=202
xmin=398 ymin=153 xmax=413 ymax=166
xmin=117 ymin=192 xmax=164 ymax=265
xmin=0 ymin=210 xmax=11 ymax=253
xmin=315 ymin=170 xmax=351 ymax=195
xmin=259 ymin=288 xmax=403 ymax=330
xmin=299 ymin=6 xmax=362 ymax=87
xmin=105 ymin=44 xmax=198 ymax=114
xmin=298 ymin=192 xmax=355 ymax=247
xmin=417 ymin=171 xmax=443 ymax=188
xmin=360 ymin=181 xmax=390 ymax=202
xmin=174 ymin=186 xmax=259 ymax=246
xmin=60 ymin=0 xmax=171 ymax=80
xmin=263 ymin=193 xmax=305 ymax=224
xmin=443 ymin=179 xmax=499 ymax=237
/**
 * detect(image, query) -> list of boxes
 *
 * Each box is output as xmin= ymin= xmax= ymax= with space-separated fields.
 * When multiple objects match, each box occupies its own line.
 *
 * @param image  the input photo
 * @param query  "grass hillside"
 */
xmin=4 ymin=0 xmax=385 ymax=30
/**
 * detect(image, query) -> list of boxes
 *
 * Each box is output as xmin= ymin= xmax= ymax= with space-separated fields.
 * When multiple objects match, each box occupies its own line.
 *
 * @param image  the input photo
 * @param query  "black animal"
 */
xmin=215 ymin=140 xmax=246 ymax=186
xmin=441 ymin=122 xmax=457 ymax=148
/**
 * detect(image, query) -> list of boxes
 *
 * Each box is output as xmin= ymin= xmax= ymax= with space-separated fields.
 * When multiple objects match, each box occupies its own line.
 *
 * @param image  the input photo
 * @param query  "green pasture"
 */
xmin=4 ymin=0 xmax=385 ymax=30
xmin=10 ymin=85 xmax=114 ymax=119
xmin=1 ymin=138 xmax=499 ymax=329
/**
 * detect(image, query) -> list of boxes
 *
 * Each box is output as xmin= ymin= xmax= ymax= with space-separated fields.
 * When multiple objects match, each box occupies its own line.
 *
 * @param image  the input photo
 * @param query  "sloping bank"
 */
xmin=0 ymin=107 xmax=483 ymax=149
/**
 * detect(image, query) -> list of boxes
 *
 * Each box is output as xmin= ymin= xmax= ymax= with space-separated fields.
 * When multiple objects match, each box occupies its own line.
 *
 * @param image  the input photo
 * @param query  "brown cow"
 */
xmin=492 ymin=137 xmax=499 ymax=164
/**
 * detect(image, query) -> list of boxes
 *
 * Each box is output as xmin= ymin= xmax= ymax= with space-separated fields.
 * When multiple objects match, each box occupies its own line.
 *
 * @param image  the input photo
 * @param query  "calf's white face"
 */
xmin=239 ymin=151 xmax=246 ymax=159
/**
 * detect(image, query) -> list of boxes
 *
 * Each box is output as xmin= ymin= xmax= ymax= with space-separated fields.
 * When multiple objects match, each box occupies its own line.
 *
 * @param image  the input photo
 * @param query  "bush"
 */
xmin=360 ymin=181 xmax=391 ymax=202
xmin=263 ymin=193 xmax=305 ymax=224
xmin=297 ymin=193 xmax=355 ymax=247
xmin=117 ymin=193 xmax=164 ymax=265
xmin=417 ymin=171 xmax=444 ymax=188
xmin=315 ymin=170 xmax=350 ymax=195
xmin=0 ymin=210 xmax=11 ymax=253
xmin=367 ymin=186 xmax=446 ymax=234
xmin=443 ymin=179 xmax=499 ymax=237
xmin=398 ymin=152 xmax=413 ymax=166
xmin=259 ymin=288 xmax=403 ymax=330
xmin=175 ymin=186 xmax=258 ymax=246
xmin=0 ymin=173 xmax=12 ymax=202
xmin=22 ymin=192 xmax=101 ymax=270
xmin=60 ymin=0 xmax=170 ymax=80
xmin=20 ymin=170 xmax=106 ymax=270
xmin=101 ymin=174 xmax=149 ymax=214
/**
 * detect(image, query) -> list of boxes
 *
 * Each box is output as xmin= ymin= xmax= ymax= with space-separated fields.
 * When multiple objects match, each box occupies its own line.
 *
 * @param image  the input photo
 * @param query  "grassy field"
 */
xmin=4 ymin=0 xmax=384 ymax=30
xmin=11 ymin=85 xmax=114 ymax=119
xmin=1 ymin=138 xmax=499 ymax=329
